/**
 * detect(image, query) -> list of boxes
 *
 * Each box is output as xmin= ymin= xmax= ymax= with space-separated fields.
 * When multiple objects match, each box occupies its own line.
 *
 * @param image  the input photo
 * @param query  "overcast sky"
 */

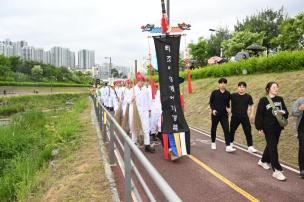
xmin=0 ymin=0 xmax=303 ymax=70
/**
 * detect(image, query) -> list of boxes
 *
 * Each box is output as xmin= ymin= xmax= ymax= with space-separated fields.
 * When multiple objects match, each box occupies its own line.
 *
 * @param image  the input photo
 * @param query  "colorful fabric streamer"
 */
xmin=174 ymin=133 xmax=182 ymax=157
xmin=163 ymin=133 xmax=169 ymax=160
xmin=168 ymin=133 xmax=178 ymax=157
xmin=180 ymin=132 xmax=187 ymax=155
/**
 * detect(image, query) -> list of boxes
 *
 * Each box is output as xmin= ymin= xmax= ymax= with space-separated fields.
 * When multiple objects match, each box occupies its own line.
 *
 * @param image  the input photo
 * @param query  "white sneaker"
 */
xmin=230 ymin=142 xmax=234 ymax=148
xmin=272 ymin=170 xmax=286 ymax=181
xmin=248 ymin=146 xmax=258 ymax=153
xmin=211 ymin=142 xmax=216 ymax=150
xmin=258 ymin=159 xmax=270 ymax=170
xmin=226 ymin=146 xmax=236 ymax=153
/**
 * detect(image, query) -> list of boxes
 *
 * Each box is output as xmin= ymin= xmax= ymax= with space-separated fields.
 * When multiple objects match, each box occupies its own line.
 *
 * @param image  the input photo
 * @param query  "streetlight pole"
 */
xmin=105 ymin=57 xmax=111 ymax=78
xmin=209 ymin=28 xmax=223 ymax=57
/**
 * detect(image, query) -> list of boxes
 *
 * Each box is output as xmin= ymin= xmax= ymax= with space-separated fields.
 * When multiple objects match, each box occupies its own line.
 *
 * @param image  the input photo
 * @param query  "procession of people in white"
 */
xmin=96 ymin=73 xmax=161 ymax=153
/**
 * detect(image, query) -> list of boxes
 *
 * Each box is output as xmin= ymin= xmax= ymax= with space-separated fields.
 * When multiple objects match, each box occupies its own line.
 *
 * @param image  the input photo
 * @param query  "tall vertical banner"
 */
xmin=153 ymin=35 xmax=190 ymax=156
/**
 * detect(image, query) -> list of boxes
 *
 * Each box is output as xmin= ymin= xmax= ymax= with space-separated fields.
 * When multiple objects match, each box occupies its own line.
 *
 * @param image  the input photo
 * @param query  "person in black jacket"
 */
xmin=255 ymin=81 xmax=289 ymax=181
xmin=209 ymin=78 xmax=235 ymax=152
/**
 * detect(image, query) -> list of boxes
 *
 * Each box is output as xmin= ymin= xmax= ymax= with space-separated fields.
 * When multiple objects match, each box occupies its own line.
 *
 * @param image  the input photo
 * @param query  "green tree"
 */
xmin=272 ymin=12 xmax=304 ymax=50
xmin=111 ymin=68 xmax=119 ymax=78
xmin=0 ymin=54 xmax=10 ymax=66
xmin=207 ymin=27 xmax=231 ymax=57
xmin=235 ymin=8 xmax=286 ymax=53
xmin=222 ymin=31 xmax=265 ymax=57
xmin=31 ymin=65 xmax=43 ymax=81
xmin=0 ymin=65 xmax=11 ymax=79
xmin=188 ymin=37 xmax=209 ymax=66
xmin=8 ymin=56 xmax=22 ymax=72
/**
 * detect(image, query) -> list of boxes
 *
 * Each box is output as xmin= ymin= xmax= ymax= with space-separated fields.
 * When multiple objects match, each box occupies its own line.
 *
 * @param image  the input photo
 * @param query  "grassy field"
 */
xmin=0 ymin=94 xmax=112 ymax=201
xmin=183 ymin=69 xmax=304 ymax=167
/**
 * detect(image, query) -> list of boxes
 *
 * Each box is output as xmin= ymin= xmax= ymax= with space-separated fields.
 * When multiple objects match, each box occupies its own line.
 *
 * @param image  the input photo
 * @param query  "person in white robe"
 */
xmin=128 ymin=73 xmax=155 ymax=153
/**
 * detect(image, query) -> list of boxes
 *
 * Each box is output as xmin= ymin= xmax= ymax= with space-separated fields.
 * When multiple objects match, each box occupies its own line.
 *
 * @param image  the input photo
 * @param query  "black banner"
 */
xmin=153 ymin=35 xmax=190 ymax=134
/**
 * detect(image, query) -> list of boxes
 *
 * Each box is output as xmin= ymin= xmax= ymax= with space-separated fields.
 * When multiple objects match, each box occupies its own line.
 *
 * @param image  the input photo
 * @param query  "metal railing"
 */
xmin=92 ymin=95 xmax=182 ymax=202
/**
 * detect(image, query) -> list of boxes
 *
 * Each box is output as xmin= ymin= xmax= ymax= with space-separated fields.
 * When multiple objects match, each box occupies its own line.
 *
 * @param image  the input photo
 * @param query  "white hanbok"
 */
xmin=128 ymin=84 xmax=152 ymax=145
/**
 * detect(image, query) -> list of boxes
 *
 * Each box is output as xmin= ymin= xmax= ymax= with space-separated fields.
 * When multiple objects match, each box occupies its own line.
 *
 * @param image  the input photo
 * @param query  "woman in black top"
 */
xmin=255 ymin=82 xmax=289 ymax=181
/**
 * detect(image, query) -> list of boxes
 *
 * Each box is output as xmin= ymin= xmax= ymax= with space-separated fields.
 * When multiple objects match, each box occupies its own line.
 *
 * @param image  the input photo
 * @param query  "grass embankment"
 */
xmin=184 ymin=69 xmax=304 ymax=167
xmin=152 ymin=50 xmax=304 ymax=82
xmin=0 ymin=94 xmax=112 ymax=201
xmin=0 ymin=81 xmax=91 ymax=87
xmin=0 ymin=86 xmax=89 ymax=96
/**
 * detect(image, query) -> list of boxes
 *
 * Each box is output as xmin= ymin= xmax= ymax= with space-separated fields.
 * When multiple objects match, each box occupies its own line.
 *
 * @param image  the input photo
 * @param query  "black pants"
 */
xmin=298 ymin=131 xmax=304 ymax=171
xmin=211 ymin=114 xmax=230 ymax=146
xmin=261 ymin=129 xmax=282 ymax=171
xmin=230 ymin=115 xmax=253 ymax=146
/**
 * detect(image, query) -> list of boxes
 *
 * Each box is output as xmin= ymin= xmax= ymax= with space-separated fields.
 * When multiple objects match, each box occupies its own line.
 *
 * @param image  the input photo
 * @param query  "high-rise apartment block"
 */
xmin=78 ymin=49 xmax=95 ymax=69
xmin=0 ymin=39 xmax=78 ymax=69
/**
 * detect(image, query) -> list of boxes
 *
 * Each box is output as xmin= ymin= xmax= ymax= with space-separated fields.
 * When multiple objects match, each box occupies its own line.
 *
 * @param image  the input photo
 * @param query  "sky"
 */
xmin=0 ymin=0 xmax=303 ymax=71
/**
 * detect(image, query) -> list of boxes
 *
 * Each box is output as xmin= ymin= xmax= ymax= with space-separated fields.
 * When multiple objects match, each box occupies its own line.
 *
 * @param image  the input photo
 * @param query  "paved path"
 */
xmin=112 ymin=127 xmax=304 ymax=202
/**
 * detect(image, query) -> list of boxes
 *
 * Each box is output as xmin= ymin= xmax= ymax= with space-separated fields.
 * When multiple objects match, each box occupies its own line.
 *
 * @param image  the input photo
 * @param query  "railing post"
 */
xmin=124 ymin=141 xmax=132 ymax=202
xmin=98 ymin=104 xmax=101 ymax=124
xmin=103 ymin=111 xmax=108 ymax=143
xmin=109 ymin=119 xmax=115 ymax=165
xmin=96 ymin=100 xmax=100 ymax=118
xmin=100 ymin=106 xmax=103 ymax=130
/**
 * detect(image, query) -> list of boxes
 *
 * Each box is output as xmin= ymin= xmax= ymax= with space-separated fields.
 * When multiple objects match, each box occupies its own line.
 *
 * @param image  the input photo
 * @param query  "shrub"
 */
xmin=153 ymin=50 xmax=304 ymax=81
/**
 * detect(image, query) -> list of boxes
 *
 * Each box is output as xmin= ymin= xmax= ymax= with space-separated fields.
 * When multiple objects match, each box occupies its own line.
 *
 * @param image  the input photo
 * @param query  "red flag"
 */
xmin=161 ymin=15 xmax=168 ymax=33
xmin=187 ymin=69 xmax=192 ymax=94
xmin=163 ymin=133 xmax=169 ymax=160
xmin=180 ymin=93 xmax=185 ymax=109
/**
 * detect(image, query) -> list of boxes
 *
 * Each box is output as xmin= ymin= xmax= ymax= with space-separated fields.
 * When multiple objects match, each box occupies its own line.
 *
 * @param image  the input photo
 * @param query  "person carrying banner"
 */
xmin=122 ymin=80 xmax=131 ymax=118
xmin=128 ymin=72 xmax=155 ymax=153
xmin=121 ymin=80 xmax=133 ymax=133
xmin=209 ymin=78 xmax=235 ymax=152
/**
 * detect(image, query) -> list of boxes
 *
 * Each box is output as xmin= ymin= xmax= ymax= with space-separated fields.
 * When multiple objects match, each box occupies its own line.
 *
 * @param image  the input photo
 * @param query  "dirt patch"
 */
xmin=29 ymin=98 xmax=113 ymax=202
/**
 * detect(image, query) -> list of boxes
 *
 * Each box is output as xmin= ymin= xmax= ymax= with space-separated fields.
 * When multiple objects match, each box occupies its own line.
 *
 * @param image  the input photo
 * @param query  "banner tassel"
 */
xmin=163 ymin=133 xmax=169 ymax=160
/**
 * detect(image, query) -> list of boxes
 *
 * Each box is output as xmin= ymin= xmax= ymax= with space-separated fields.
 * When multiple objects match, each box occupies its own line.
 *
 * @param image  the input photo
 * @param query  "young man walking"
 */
xmin=209 ymin=78 xmax=235 ymax=152
xmin=230 ymin=82 xmax=257 ymax=153
xmin=292 ymin=96 xmax=304 ymax=178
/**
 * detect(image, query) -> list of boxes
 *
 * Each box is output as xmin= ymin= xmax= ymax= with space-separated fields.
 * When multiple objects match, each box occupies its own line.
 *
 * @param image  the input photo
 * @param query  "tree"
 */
xmin=235 ymin=8 xmax=286 ymax=53
xmin=8 ymin=56 xmax=22 ymax=72
xmin=111 ymin=68 xmax=119 ymax=78
xmin=188 ymin=37 xmax=209 ymax=66
xmin=222 ymin=31 xmax=264 ymax=57
xmin=31 ymin=65 xmax=43 ymax=81
xmin=0 ymin=65 xmax=11 ymax=79
xmin=272 ymin=12 xmax=304 ymax=50
xmin=207 ymin=27 xmax=231 ymax=57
